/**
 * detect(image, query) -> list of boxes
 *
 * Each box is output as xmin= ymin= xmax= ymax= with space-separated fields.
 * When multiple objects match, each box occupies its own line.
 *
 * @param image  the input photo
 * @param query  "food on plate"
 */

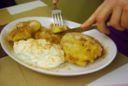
xmin=16 ymin=20 xmax=41 ymax=33
xmin=27 ymin=20 xmax=41 ymax=33
xmin=7 ymin=28 xmax=31 ymax=42
xmin=7 ymin=20 xmax=62 ymax=44
xmin=7 ymin=20 xmax=65 ymax=69
xmin=61 ymin=32 xmax=103 ymax=66
xmin=7 ymin=20 xmax=41 ymax=42
xmin=35 ymin=28 xmax=62 ymax=44
xmin=13 ymin=39 xmax=65 ymax=69
xmin=50 ymin=23 xmax=69 ymax=33
xmin=6 ymin=20 xmax=104 ymax=69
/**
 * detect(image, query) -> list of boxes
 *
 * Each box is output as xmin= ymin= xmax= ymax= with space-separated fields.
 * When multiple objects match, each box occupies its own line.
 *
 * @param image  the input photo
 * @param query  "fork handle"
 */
xmin=55 ymin=25 xmax=97 ymax=34
xmin=67 ymin=25 xmax=96 ymax=33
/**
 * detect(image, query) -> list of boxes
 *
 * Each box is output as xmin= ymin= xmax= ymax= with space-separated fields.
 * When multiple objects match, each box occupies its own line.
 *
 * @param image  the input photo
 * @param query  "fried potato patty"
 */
xmin=7 ymin=20 xmax=41 ymax=42
xmin=61 ymin=32 xmax=103 ymax=66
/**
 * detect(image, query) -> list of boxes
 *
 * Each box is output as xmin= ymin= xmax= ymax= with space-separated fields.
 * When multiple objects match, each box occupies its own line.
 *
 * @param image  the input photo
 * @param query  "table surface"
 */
xmin=0 ymin=1 xmax=128 ymax=86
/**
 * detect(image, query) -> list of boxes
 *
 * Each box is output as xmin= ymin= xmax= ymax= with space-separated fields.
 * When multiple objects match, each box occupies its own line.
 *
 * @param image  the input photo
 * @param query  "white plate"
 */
xmin=0 ymin=17 xmax=117 ymax=76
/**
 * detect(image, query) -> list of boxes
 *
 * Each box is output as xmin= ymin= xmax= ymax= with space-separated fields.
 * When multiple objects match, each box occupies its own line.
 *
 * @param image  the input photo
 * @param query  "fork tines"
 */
xmin=52 ymin=9 xmax=64 ymax=26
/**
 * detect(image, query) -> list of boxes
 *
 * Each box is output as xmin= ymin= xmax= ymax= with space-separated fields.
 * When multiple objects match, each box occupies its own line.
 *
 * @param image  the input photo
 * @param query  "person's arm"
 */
xmin=81 ymin=0 xmax=128 ymax=34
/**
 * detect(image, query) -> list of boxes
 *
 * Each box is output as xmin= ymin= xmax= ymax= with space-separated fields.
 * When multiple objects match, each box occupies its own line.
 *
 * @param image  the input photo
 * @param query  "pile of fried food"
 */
xmin=7 ymin=20 xmax=103 ymax=69
xmin=8 ymin=20 xmax=61 ymax=44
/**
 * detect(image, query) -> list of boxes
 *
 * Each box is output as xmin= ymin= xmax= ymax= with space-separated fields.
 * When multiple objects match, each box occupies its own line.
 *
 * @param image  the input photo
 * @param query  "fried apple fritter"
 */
xmin=27 ymin=20 xmax=41 ymax=33
xmin=7 ymin=28 xmax=31 ymax=42
xmin=35 ymin=28 xmax=62 ymax=44
xmin=16 ymin=20 xmax=41 ymax=33
xmin=50 ymin=23 xmax=69 ymax=33
xmin=7 ymin=20 xmax=41 ymax=42
xmin=61 ymin=32 xmax=103 ymax=66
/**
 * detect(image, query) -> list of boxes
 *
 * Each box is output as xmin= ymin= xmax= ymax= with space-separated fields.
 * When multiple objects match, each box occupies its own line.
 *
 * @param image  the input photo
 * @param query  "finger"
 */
xmin=81 ymin=1 xmax=106 ymax=29
xmin=95 ymin=1 xmax=113 ymax=34
xmin=52 ymin=0 xmax=59 ymax=5
xmin=110 ymin=5 xmax=124 ymax=31
xmin=96 ymin=22 xmax=110 ymax=34
xmin=121 ymin=5 xmax=128 ymax=29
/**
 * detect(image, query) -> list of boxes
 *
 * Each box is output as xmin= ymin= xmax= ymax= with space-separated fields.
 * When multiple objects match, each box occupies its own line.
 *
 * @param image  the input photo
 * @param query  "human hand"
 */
xmin=81 ymin=0 xmax=128 ymax=34
xmin=52 ymin=0 xmax=59 ymax=5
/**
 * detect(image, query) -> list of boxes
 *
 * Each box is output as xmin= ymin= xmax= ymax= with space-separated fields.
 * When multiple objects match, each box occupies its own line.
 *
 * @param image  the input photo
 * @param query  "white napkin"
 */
xmin=87 ymin=63 xmax=128 ymax=86
xmin=6 ymin=0 xmax=47 ymax=15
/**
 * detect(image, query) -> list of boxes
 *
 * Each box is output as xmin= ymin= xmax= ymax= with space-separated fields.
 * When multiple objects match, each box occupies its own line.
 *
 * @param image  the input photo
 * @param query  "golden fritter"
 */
xmin=16 ymin=20 xmax=41 ymax=33
xmin=50 ymin=23 xmax=69 ymax=33
xmin=7 ymin=28 xmax=31 ymax=42
xmin=7 ymin=20 xmax=41 ymax=42
xmin=35 ymin=28 xmax=62 ymax=44
xmin=61 ymin=32 xmax=103 ymax=66
xmin=27 ymin=20 xmax=41 ymax=33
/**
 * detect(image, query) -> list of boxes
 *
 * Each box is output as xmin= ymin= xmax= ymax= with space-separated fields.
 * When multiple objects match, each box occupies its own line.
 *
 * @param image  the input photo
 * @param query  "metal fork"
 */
xmin=52 ymin=3 xmax=64 ymax=26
